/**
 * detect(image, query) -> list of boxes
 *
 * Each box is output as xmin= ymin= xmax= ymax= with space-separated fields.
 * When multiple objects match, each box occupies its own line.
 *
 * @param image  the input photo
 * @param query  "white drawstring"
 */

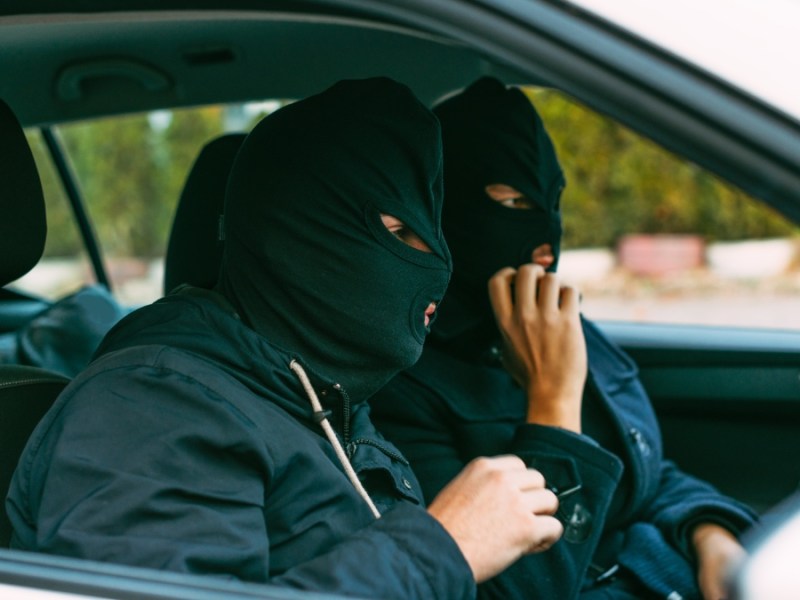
xmin=289 ymin=360 xmax=381 ymax=519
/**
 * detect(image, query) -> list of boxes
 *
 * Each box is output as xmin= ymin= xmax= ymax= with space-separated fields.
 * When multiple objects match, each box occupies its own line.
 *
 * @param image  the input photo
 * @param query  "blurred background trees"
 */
xmin=525 ymin=88 xmax=797 ymax=249
xmin=27 ymin=89 xmax=798 ymax=263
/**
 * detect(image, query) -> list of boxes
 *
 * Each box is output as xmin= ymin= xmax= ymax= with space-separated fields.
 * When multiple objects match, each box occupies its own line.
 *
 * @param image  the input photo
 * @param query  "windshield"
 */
xmin=567 ymin=0 xmax=800 ymax=121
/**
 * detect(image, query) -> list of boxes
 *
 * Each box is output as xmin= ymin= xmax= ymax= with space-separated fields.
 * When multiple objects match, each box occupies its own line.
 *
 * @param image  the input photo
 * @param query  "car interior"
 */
xmin=0 ymin=98 xmax=71 ymax=549
xmin=1 ymin=1 xmax=799 ymax=598
xmin=163 ymin=132 xmax=246 ymax=295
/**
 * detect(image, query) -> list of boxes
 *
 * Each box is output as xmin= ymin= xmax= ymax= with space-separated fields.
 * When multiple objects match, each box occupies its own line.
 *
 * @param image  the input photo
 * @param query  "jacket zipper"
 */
xmin=334 ymin=383 xmax=351 ymax=444
xmin=347 ymin=438 xmax=410 ymax=464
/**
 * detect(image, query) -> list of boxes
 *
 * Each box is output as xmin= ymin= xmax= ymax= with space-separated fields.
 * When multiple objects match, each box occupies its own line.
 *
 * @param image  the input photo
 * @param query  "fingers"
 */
xmin=515 ymin=476 xmax=562 ymax=554
xmin=431 ymin=455 xmax=566 ymax=580
xmin=489 ymin=264 xmax=579 ymax=319
xmin=480 ymin=454 xmax=528 ymax=471
xmin=558 ymin=285 xmax=581 ymax=314
xmin=519 ymin=264 xmax=578 ymax=315
xmin=534 ymin=268 xmax=560 ymax=314
xmin=524 ymin=488 xmax=559 ymax=516
xmin=470 ymin=457 xmax=559 ymax=515
xmin=511 ymin=264 xmax=544 ymax=315
xmin=525 ymin=515 xmax=564 ymax=553
xmin=488 ymin=265 xmax=547 ymax=327
xmin=487 ymin=267 xmax=517 ymax=323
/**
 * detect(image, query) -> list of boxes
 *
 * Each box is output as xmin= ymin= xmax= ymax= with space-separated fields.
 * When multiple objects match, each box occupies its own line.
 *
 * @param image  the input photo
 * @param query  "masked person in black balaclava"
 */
xmin=371 ymin=77 xmax=757 ymax=600
xmin=7 ymin=77 xmax=565 ymax=599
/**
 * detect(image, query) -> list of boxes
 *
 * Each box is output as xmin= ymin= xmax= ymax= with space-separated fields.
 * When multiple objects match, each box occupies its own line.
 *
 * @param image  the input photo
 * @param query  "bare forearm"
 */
xmin=525 ymin=387 xmax=582 ymax=433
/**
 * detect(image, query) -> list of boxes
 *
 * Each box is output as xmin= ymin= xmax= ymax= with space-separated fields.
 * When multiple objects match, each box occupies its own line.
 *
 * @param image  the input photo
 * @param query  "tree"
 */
xmin=524 ymin=88 xmax=797 ymax=248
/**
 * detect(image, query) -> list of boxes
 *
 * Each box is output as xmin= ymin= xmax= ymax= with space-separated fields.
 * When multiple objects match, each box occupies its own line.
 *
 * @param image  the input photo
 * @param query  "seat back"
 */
xmin=0 ymin=366 xmax=68 ymax=547
xmin=0 ymin=99 xmax=46 ymax=285
xmin=163 ymin=133 xmax=246 ymax=294
xmin=0 ymin=98 xmax=70 ymax=547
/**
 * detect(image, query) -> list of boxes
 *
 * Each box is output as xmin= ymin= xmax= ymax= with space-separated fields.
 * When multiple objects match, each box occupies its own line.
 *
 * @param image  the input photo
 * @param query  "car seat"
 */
xmin=163 ymin=133 xmax=246 ymax=294
xmin=0 ymin=98 xmax=70 ymax=547
xmin=7 ymin=284 xmax=127 ymax=377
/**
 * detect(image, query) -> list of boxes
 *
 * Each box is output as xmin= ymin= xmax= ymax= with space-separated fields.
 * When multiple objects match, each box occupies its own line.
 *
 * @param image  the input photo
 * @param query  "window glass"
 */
xmin=565 ymin=0 xmax=800 ymax=121
xmin=525 ymin=88 xmax=800 ymax=330
xmin=17 ymin=93 xmax=800 ymax=330
xmin=15 ymin=101 xmax=285 ymax=307
xmin=11 ymin=131 xmax=92 ymax=300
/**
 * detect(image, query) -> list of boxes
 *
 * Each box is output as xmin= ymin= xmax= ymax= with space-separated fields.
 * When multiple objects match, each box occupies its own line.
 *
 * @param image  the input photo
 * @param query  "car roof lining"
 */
xmin=0 ymin=11 xmax=536 ymax=126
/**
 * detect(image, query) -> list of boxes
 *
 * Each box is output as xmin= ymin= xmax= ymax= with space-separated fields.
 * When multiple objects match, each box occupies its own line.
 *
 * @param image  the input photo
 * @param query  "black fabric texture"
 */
xmin=164 ymin=132 xmax=246 ymax=294
xmin=0 ymin=364 xmax=69 ymax=548
xmin=7 ymin=288 xmax=475 ymax=599
xmin=217 ymin=77 xmax=451 ymax=402
xmin=431 ymin=77 xmax=564 ymax=351
xmin=370 ymin=318 xmax=758 ymax=600
xmin=369 ymin=78 xmax=758 ymax=599
xmin=0 ymin=98 xmax=46 ymax=285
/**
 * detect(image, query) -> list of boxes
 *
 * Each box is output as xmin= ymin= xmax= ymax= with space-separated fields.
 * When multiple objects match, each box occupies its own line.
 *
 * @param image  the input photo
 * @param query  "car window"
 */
xmin=525 ymin=87 xmax=800 ymax=330
xmin=566 ymin=0 xmax=800 ymax=121
xmin=11 ymin=131 xmax=92 ymax=301
xmin=12 ymin=92 xmax=799 ymax=330
xmin=13 ymin=101 xmax=286 ymax=306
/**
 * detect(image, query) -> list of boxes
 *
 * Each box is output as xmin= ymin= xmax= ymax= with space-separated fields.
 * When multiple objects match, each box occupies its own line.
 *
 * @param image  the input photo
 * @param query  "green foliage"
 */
xmin=26 ymin=132 xmax=84 ymax=258
xmin=56 ymin=106 xmax=225 ymax=258
xmin=525 ymin=88 xmax=798 ymax=249
xmin=30 ymin=94 xmax=797 ymax=263
xmin=31 ymin=103 xmax=291 ymax=261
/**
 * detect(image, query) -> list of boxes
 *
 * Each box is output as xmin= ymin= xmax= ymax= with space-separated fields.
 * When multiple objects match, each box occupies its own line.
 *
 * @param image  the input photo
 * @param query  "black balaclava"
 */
xmin=431 ymin=77 xmax=565 ymax=355
xmin=216 ymin=78 xmax=451 ymax=402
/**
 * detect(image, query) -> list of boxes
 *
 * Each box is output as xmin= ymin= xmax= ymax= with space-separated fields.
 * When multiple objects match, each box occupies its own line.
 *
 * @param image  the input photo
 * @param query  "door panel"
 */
xmin=600 ymin=321 xmax=800 ymax=513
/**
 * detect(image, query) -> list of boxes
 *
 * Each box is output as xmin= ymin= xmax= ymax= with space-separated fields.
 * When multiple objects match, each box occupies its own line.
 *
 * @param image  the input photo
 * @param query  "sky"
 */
xmin=568 ymin=0 xmax=800 ymax=120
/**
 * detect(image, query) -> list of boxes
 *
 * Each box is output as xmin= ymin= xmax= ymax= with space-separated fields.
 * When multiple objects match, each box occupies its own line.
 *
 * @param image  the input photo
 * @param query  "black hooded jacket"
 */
xmin=370 ymin=78 xmax=756 ymax=600
xmin=6 ymin=78 xmax=472 ymax=600
xmin=8 ymin=288 xmax=472 ymax=598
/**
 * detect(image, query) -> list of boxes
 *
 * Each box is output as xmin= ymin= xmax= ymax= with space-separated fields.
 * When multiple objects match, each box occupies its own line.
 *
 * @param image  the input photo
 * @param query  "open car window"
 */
xmin=526 ymin=87 xmax=800 ymax=331
xmin=13 ymin=89 xmax=799 ymax=330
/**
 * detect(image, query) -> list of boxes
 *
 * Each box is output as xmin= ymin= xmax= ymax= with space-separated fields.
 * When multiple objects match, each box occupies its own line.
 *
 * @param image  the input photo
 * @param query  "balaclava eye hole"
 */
xmin=365 ymin=206 xmax=444 ymax=266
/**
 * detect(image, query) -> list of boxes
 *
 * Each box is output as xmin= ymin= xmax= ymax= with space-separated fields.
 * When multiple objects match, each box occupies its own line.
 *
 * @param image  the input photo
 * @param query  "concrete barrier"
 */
xmin=706 ymin=238 xmax=797 ymax=278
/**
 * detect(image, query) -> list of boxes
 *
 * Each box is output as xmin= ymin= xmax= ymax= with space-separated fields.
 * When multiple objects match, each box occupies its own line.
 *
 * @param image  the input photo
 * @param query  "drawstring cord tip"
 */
xmin=313 ymin=409 xmax=333 ymax=424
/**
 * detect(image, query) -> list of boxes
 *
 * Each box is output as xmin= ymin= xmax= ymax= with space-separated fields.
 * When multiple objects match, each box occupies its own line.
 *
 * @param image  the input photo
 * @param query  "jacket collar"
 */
xmin=94 ymin=286 xmax=355 ymax=436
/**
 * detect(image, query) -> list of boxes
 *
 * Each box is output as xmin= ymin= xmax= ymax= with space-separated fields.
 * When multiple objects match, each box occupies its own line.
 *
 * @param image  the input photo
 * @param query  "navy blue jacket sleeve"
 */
xmin=371 ymin=370 xmax=623 ymax=600
xmin=580 ymin=317 xmax=758 ymax=560
xmin=636 ymin=460 xmax=758 ymax=559
xmin=274 ymin=502 xmax=474 ymax=598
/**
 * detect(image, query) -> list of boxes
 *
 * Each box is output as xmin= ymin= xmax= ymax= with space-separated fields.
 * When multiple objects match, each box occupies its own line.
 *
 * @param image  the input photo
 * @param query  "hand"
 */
xmin=488 ymin=264 xmax=587 ymax=432
xmin=428 ymin=455 xmax=563 ymax=583
xmin=693 ymin=523 xmax=747 ymax=600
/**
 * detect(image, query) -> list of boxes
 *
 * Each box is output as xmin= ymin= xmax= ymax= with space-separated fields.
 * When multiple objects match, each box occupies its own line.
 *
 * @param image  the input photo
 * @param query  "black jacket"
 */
xmin=370 ymin=317 xmax=757 ymax=599
xmin=7 ymin=288 xmax=475 ymax=600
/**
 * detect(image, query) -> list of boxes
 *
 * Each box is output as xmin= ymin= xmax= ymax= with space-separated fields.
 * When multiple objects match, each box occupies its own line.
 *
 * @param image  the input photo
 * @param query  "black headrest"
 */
xmin=164 ymin=133 xmax=246 ymax=294
xmin=0 ymin=99 xmax=47 ymax=286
